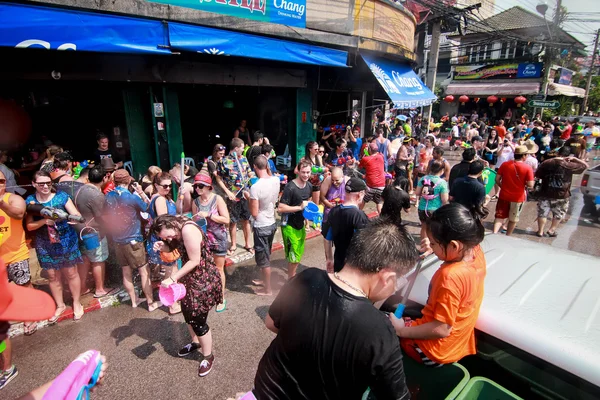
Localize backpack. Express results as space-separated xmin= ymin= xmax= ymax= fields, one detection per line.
xmin=421 ymin=177 xmax=439 ymax=217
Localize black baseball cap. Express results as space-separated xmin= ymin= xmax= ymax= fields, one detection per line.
xmin=471 ymin=135 xmax=484 ymax=142
xmin=345 ymin=177 xmax=367 ymax=193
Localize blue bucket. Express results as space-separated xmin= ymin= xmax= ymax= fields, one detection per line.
xmin=302 ymin=202 xmax=320 ymax=222
xmin=80 ymin=227 xmax=100 ymax=250
xmin=195 ymin=217 xmax=207 ymax=233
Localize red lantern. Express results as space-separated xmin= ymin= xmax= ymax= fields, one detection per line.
xmin=500 ymin=97 xmax=507 ymax=103
xmin=459 ymin=95 xmax=469 ymax=105
xmin=487 ymin=95 xmax=498 ymax=106
xmin=444 ymin=95 xmax=455 ymax=103
xmin=514 ymin=96 xmax=527 ymax=108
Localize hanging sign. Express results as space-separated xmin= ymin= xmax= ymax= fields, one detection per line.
xmin=528 ymin=100 xmax=560 ymax=109
xmin=146 ymin=0 xmax=306 ymax=28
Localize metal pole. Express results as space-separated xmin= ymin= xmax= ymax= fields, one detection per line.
xmin=540 ymin=0 xmax=562 ymax=118
xmin=424 ymin=19 xmax=441 ymax=130
xmin=582 ymin=29 xmax=600 ymax=113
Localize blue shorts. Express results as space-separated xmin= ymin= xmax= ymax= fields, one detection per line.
xmin=80 ymin=237 xmax=109 ymax=263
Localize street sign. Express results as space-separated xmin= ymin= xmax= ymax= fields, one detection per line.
xmin=528 ymin=100 xmax=561 ymax=108
xmin=531 ymin=94 xmax=545 ymax=100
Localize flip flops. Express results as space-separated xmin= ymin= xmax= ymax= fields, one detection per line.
xmin=49 ymin=305 xmax=67 ymax=324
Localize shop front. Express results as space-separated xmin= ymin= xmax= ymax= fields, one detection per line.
xmin=443 ymin=62 xmax=543 ymax=122
xmin=0 ymin=2 xmax=348 ymax=176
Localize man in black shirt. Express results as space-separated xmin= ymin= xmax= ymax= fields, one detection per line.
xmin=93 ymin=133 xmax=122 ymax=168
xmin=246 ymin=131 xmax=266 ymax=171
xmin=254 ymin=218 xmax=418 ymax=400
xmin=322 ymin=177 xmax=369 ymax=273
xmin=448 ymin=147 xmax=476 ymax=188
xmin=278 ymin=160 xmax=313 ymax=278
xmin=449 ymin=160 xmax=486 ymax=211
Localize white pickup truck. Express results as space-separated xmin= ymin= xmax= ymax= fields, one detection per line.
xmin=581 ymin=164 xmax=600 ymax=208
xmin=400 ymin=234 xmax=600 ymax=400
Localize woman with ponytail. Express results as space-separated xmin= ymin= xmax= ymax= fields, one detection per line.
xmin=388 ymin=202 xmax=487 ymax=367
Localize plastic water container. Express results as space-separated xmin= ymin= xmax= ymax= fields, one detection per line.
xmin=195 ymin=217 xmax=207 ymax=233
xmin=595 ymin=195 xmax=600 ymax=205
xmin=303 ymin=202 xmax=320 ymax=222
xmin=159 ymin=283 xmax=187 ymax=306
xmin=80 ymin=227 xmax=100 ymax=250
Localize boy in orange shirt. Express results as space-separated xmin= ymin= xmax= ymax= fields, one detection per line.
xmin=390 ymin=203 xmax=487 ymax=365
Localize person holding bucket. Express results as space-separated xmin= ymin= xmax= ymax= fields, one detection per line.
xmin=152 ymin=215 xmax=223 ymax=377
xmin=192 ymin=169 xmax=230 ymax=312
xmin=25 ymin=171 xmax=85 ymax=322
xmin=146 ymin=172 xmax=179 ymax=312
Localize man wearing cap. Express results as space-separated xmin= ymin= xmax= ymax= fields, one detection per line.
xmin=493 ymin=145 xmax=535 ymax=236
xmin=0 ymin=260 xmax=56 ymax=389
xmin=322 ymin=177 xmax=369 ymax=273
xmin=394 ymin=137 xmax=413 ymax=179
xmin=535 ymin=146 xmax=587 ymax=237
xmin=249 ymin=155 xmax=280 ymax=296
xmin=100 ymin=158 xmax=117 ymax=194
xmin=93 ymin=133 xmax=123 ymax=168
xmin=105 ymin=169 xmax=160 ymax=312
xmin=359 ymin=142 xmax=386 ymax=214
xmin=564 ymin=129 xmax=587 ymax=160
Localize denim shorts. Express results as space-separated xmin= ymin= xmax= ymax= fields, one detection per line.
xmin=80 ymin=237 xmax=109 ymax=263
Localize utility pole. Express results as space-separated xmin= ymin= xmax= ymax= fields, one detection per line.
xmin=582 ymin=28 xmax=600 ymax=113
xmin=539 ymin=0 xmax=562 ymax=117
xmin=424 ymin=19 xmax=441 ymax=128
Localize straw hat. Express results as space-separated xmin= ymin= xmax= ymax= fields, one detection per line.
xmin=514 ymin=145 xmax=529 ymax=155
xmin=523 ymin=140 xmax=539 ymax=154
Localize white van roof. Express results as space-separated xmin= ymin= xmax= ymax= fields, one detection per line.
xmin=407 ymin=234 xmax=600 ymax=387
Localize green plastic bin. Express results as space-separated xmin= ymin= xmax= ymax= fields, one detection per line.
xmin=456 ymin=377 xmax=523 ymax=400
xmin=362 ymin=357 xmax=470 ymax=400
xmin=482 ymin=168 xmax=497 ymax=195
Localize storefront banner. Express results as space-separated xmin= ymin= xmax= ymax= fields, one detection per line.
xmin=455 ymin=62 xmax=542 ymax=80
xmin=557 ymin=68 xmax=574 ymax=85
xmin=360 ymin=54 xmax=437 ymax=109
xmin=147 ymin=0 xmax=306 ymax=28
xmin=0 ymin=2 xmax=171 ymax=54
xmin=168 ymin=22 xmax=347 ymax=67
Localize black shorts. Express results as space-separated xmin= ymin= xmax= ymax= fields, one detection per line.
xmin=253 ymin=224 xmax=277 ymax=268
xmin=226 ymin=197 xmax=251 ymax=223
xmin=181 ymin=302 xmax=210 ymax=337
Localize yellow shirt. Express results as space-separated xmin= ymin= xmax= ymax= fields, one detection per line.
xmin=0 ymin=192 xmax=29 ymax=264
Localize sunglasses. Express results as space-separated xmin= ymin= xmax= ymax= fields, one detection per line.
xmin=35 ymin=181 xmax=52 ymax=187
xmin=218 ymin=146 xmax=226 ymax=151
xmin=159 ymin=184 xmax=172 ymax=189
xmin=318 ymin=150 xmax=325 ymax=153
xmin=0 ymin=179 xmax=6 ymax=185
xmin=194 ymin=184 xmax=208 ymax=190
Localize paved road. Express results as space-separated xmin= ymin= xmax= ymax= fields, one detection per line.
xmin=4 ymin=148 xmax=599 ymax=400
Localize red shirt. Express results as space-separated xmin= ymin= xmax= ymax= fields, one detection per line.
xmin=359 ymin=153 xmax=386 ymax=188
xmin=495 ymin=126 xmax=507 ymax=140
xmin=497 ymin=160 xmax=534 ymax=202
xmin=560 ymin=125 xmax=572 ymax=140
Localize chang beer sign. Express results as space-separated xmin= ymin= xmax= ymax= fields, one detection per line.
xmin=148 ymin=0 xmax=306 ymax=28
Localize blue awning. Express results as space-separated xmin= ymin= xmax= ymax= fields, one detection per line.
xmin=361 ymin=54 xmax=437 ymax=109
xmin=168 ymin=22 xmax=348 ymax=67
xmin=0 ymin=3 xmax=347 ymax=68
xmin=0 ymin=3 xmax=170 ymax=54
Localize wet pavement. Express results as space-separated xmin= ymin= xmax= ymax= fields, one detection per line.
xmin=4 ymin=146 xmax=599 ymax=399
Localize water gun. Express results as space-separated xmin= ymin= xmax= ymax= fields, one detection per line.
xmin=481 ymin=169 xmax=490 ymax=186
xmin=72 ymin=160 xmax=89 ymax=180
xmin=103 ymin=181 xmax=116 ymax=195
xmin=461 ymin=142 xmax=472 ymax=149
xmin=323 ymin=124 xmax=347 ymax=132
xmin=26 ymin=203 xmax=85 ymax=223
xmin=336 ymin=155 xmax=354 ymax=166
xmin=312 ymin=205 xmax=324 ymax=230
xmin=279 ymin=174 xmax=288 ymax=184
xmin=311 ymin=165 xmax=326 ymax=174
xmin=42 ymin=350 xmax=103 ymax=400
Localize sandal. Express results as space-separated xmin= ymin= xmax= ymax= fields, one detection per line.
xmin=49 ymin=305 xmax=67 ymax=324
xmin=24 ymin=321 xmax=38 ymax=336
xmin=227 ymin=247 xmax=237 ymax=256
xmin=216 ymin=299 xmax=227 ymax=313
xmin=148 ymin=301 xmax=162 ymax=312
xmin=546 ymin=231 xmax=558 ymax=237
xmin=93 ymin=288 xmax=117 ymax=298
xmin=73 ymin=304 xmax=85 ymax=321
xmin=243 ymin=246 xmax=255 ymax=255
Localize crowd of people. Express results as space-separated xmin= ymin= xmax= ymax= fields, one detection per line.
xmin=0 ymin=110 xmax=597 ymax=397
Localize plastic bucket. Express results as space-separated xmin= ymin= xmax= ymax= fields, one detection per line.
xmin=195 ymin=217 xmax=207 ymax=233
xmin=80 ymin=227 xmax=100 ymax=250
xmin=302 ymin=202 xmax=320 ymax=221
xmin=482 ymin=168 xmax=497 ymax=195
xmin=159 ymin=283 xmax=187 ymax=306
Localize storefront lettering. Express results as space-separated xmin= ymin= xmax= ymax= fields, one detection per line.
xmin=214 ymin=0 xmax=266 ymax=14
xmin=274 ymin=0 xmax=305 ymax=17
xmin=369 ymin=63 xmax=400 ymax=94
xmin=15 ymin=39 xmax=76 ymax=50
xmin=392 ymin=71 xmax=422 ymax=90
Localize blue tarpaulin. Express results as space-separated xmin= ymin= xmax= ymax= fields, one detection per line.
xmin=0 ymin=2 xmax=347 ymax=67
xmin=0 ymin=2 xmax=170 ymax=54
xmin=168 ymin=22 xmax=348 ymax=67
xmin=361 ymin=54 xmax=437 ymax=109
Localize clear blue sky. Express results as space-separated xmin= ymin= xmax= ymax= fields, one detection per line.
xmin=498 ymin=0 xmax=600 ymax=48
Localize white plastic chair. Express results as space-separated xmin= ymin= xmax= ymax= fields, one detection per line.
xmin=184 ymin=157 xmax=196 ymax=168
xmin=123 ymin=161 xmax=133 ymax=176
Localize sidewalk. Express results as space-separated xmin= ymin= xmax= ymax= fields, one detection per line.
xmin=8 ymin=203 xmax=379 ymax=338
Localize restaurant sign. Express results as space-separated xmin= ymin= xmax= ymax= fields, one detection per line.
xmin=146 ymin=0 xmax=306 ymax=28
xmin=455 ymin=62 xmax=543 ymax=80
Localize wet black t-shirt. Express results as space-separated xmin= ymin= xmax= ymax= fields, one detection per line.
xmin=93 ymin=149 xmax=121 ymax=164
xmin=280 ymin=180 xmax=312 ymax=230
xmin=254 ymin=269 xmax=409 ymax=400
xmin=322 ymin=205 xmax=370 ymax=272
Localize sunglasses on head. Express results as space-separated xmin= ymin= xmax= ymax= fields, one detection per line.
xmin=0 ymin=179 xmax=6 ymax=185
xmin=218 ymin=146 xmax=226 ymax=151
xmin=36 ymin=181 xmax=52 ymax=187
